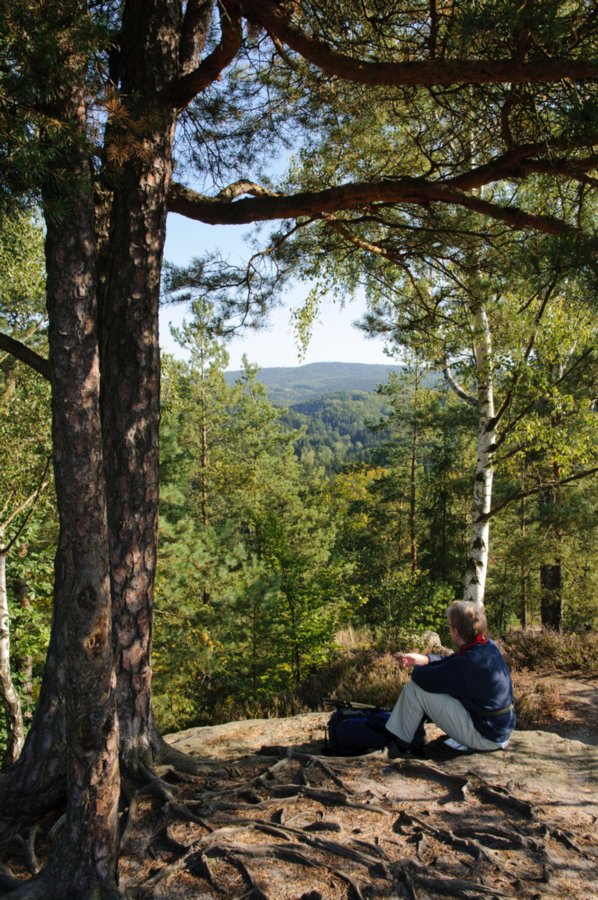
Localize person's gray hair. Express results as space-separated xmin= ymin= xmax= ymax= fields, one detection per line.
xmin=446 ymin=600 xmax=488 ymax=643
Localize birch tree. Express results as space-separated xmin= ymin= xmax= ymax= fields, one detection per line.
xmin=366 ymin=251 xmax=596 ymax=607
xmin=0 ymin=211 xmax=50 ymax=765
xmin=446 ymin=302 xmax=496 ymax=603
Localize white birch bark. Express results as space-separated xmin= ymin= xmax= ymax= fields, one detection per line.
xmin=0 ymin=532 xmax=25 ymax=764
xmin=0 ymin=472 xmax=48 ymax=766
xmin=463 ymin=304 xmax=496 ymax=605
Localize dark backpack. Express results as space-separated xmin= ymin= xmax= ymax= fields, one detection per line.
xmin=324 ymin=702 xmax=391 ymax=756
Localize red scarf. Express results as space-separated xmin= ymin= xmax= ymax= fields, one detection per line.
xmin=457 ymin=633 xmax=488 ymax=654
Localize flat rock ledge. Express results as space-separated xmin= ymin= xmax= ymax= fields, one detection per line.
xmin=154 ymin=715 xmax=598 ymax=899
xmin=166 ymin=711 xmax=598 ymax=819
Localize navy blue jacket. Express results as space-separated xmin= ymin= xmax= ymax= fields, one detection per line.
xmin=412 ymin=638 xmax=516 ymax=743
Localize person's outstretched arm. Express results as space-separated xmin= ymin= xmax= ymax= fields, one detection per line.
xmin=396 ymin=653 xmax=429 ymax=669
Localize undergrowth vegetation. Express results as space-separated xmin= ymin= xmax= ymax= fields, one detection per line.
xmin=510 ymin=671 xmax=564 ymax=730
xmin=220 ymin=628 xmax=597 ymax=734
xmin=162 ymin=628 xmax=598 ymax=734
xmin=501 ymin=629 xmax=598 ymax=676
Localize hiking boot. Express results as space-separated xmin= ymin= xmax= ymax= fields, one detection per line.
xmin=386 ymin=735 xmax=425 ymax=760
xmin=424 ymin=736 xmax=474 ymax=761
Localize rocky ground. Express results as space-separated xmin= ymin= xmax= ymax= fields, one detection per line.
xmin=110 ymin=674 xmax=598 ymax=899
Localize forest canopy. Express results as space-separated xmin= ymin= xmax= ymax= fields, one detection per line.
xmin=0 ymin=1 xmax=596 ymax=896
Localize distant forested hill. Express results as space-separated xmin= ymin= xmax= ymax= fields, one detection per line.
xmin=281 ymin=390 xmax=392 ymax=471
xmin=225 ymin=361 xmax=403 ymax=406
xmin=225 ymin=363 xmax=405 ymax=472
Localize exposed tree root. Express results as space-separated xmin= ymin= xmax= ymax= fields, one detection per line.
xmin=392 ymin=861 xmax=516 ymax=898
xmin=197 ymin=843 xmax=367 ymax=900
xmin=0 ymin=864 xmax=21 ymax=893
xmin=462 ymin=773 xmax=536 ymax=818
xmin=267 ymin=783 xmax=390 ymax=813
xmin=2 ymin=742 xmax=596 ymax=898
xmin=397 ymin=758 xmax=537 ymax=817
xmin=453 ymin=822 xmax=546 ymax=853
xmin=0 ymin=872 xmax=123 ymax=899
xmin=0 ymin=876 xmax=52 ymax=899
xmin=394 ymin=810 xmax=498 ymax=862
xmin=537 ymin=821 xmax=598 ymax=859
xmin=0 ymin=773 xmax=65 ymax=820
xmin=154 ymin=735 xmax=220 ymax=774
xmin=0 ymin=826 xmax=41 ymax=879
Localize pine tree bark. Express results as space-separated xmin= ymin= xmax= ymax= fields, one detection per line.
xmin=41 ymin=89 xmax=120 ymax=896
xmin=0 ymin=52 xmax=121 ymax=892
xmin=98 ymin=0 xmax=182 ymax=772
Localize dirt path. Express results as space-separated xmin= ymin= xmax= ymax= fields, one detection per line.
xmin=535 ymin=675 xmax=598 ymax=745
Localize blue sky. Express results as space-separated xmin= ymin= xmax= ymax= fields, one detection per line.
xmin=161 ymin=212 xmax=394 ymax=371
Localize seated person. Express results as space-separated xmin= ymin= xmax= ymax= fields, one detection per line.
xmin=385 ymin=600 xmax=516 ymax=757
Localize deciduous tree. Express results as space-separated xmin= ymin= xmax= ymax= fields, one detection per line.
xmin=0 ymin=213 xmax=50 ymax=766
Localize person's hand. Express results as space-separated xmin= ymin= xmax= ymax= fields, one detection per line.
xmin=396 ymin=652 xmax=429 ymax=668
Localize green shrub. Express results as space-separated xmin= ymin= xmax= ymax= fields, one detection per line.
xmin=367 ymin=571 xmax=454 ymax=640
xmin=298 ymin=647 xmax=408 ymax=710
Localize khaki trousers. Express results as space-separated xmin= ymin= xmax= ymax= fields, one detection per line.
xmin=386 ymin=679 xmax=505 ymax=751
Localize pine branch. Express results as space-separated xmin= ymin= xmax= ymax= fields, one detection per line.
xmin=170 ymin=5 xmax=242 ymax=108
xmin=0 ymin=333 xmax=50 ymax=381
xmin=167 ymin=177 xmax=580 ymax=236
xmin=320 ymin=213 xmax=431 ymax=301
xmin=240 ymin=0 xmax=598 ymax=86
xmin=446 ymin=144 xmax=598 ymax=193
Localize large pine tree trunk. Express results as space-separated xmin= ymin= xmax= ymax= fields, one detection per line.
xmin=39 ymin=85 xmax=120 ymax=895
xmin=0 ymin=69 xmax=123 ymax=895
xmin=463 ymin=304 xmax=496 ymax=605
xmin=2 ymin=1 xmax=206 ymax=813
xmin=0 ymin=63 xmax=119 ymax=878
xmin=98 ymin=0 xmax=181 ymax=772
